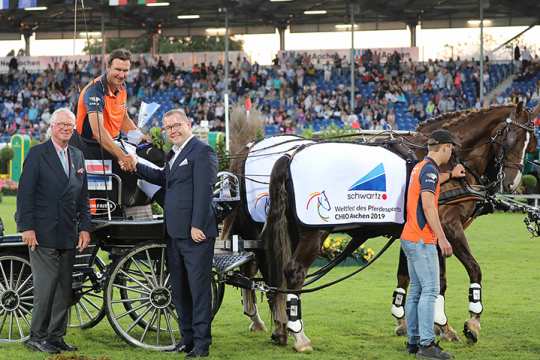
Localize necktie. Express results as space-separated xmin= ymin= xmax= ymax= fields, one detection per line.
xmin=166 ymin=149 xmax=175 ymax=163
xmin=59 ymin=149 xmax=69 ymax=176
xmin=166 ymin=149 xmax=176 ymax=169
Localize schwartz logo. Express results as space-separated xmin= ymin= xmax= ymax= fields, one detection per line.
xmin=349 ymin=163 xmax=386 ymax=191
xmin=348 ymin=163 xmax=388 ymax=200
xmin=306 ymin=191 xmax=331 ymax=222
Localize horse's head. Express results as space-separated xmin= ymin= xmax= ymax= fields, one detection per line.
xmin=492 ymin=102 xmax=537 ymax=193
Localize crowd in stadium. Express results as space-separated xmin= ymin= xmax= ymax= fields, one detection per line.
xmin=0 ymin=47 xmax=539 ymax=142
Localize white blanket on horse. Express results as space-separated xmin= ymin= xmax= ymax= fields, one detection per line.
xmin=289 ymin=143 xmax=407 ymax=226
xmin=245 ymin=135 xmax=314 ymax=223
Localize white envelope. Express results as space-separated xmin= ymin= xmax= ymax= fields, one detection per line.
xmin=179 ymin=159 xmax=188 ymax=166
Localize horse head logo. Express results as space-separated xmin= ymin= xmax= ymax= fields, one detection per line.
xmin=306 ymin=190 xmax=331 ymax=222
xmin=255 ymin=192 xmax=270 ymax=215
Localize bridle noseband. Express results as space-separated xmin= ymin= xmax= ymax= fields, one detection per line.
xmin=488 ymin=112 xmax=535 ymax=191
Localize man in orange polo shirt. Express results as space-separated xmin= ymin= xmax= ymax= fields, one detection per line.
xmin=73 ymin=48 xmax=140 ymax=172
xmin=401 ymin=129 xmax=465 ymax=360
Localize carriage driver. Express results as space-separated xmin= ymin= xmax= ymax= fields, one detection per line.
xmin=400 ymin=129 xmax=465 ymax=360
xmin=71 ymin=48 xmax=146 ymax=173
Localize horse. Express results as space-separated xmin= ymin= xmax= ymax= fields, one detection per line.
xmin=254 ymin=103 xmax=538 ymax=352
xmin=392 ymin=101 xmax=540 ymax=344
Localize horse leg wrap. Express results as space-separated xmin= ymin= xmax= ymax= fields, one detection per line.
xmin=434 ymin=295 xmax=448 ymax=326
xmin=391 ymin=288 xmax=406 ymax=319
xmin=468 ymin=283 xmax=483 ymax=314
xmin=286 ymin=294 xmax=303 ymax=333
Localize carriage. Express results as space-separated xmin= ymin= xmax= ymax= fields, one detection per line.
xmin=0 ymin=167 xmax=255 ymax=351
xmin=2 ymin=103 xmax=540 ymax=352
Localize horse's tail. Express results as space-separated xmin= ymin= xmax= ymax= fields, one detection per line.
xmin=261 ymin=155 xmax=293 ymax=289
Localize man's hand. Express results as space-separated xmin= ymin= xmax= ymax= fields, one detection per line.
xmin=451 ymin=164 xmax=466 ymax=179
xmin=438 ymin=237 xmax=453 ymax=257
xmin=77 ymin=231 xmax=91 ymax=253
xmin=191 ymin=227 xmax=206 ymax=243
xmin=119 ymin=153 xmax=137 ymax=172
xmin=22 ymin=230 xmax=38 ymax=251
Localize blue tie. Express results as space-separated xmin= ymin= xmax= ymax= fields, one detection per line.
xmin=59 ymin=149 xmax=69 ymax=176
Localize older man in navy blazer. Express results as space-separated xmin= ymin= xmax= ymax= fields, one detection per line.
xmin=16 ymin=108 xmax=92 ymax=354
xmin=125 ymin=109 xmax=218 ymax=358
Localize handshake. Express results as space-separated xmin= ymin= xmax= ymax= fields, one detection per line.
xmin=119 ymin=153 xmax=138 ymax=172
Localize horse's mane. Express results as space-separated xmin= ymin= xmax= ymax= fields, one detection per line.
xmin=416 ymin=104 xmax=515 ymax=134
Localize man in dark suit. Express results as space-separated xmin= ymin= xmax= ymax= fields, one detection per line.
xmin=125 ymin=109 xmax=218 ymax=358
xmin=16 ymin=108 xmax=92 ymax=354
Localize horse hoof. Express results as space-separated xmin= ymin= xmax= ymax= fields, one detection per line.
xmin=440 ymin=329 xmax=461 ymax=342
xmin=249 ymin=321 xmax=267 ymax=332
xmin=395 ymin=324 xmax=407 ymax=337
xmin=294 ymin=343 xmax=313 ymax=353
xmin=271 ymin=333 xmax=287 ymax=346
xmin=463 ymin=321 xmax=479 ymax=344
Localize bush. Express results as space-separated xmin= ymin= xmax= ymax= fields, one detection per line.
xmin=321 ymin=233 xmax=374 ymax=263
xmin=521 ymin=174 xmax=538 ymax=193
xmin=0 ymin=146 xmax=14 ymax=174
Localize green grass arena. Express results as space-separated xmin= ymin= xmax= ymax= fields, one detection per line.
xmin=1 ymin=196 xmax=539 ymax=359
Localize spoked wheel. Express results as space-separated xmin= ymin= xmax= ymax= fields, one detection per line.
xmin=105 ymin=243 xmax=180 ymax=351
xmin=117 ymin=264 xmax=225 ymax=335
xmin=0 ymin=255 xmax=33 ymax=343
xmin=68 ymin=256 xmax=107 ymax=329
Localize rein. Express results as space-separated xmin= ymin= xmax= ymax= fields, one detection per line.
xmin=257 ymin=236 xmax=397 ymax=295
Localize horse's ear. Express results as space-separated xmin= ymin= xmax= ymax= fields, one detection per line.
xmin=516 ymin=101 xmax=524 ymax=115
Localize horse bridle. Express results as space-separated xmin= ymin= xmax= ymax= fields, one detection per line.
xmin=487 ymin=111 xmax=535 ymax=192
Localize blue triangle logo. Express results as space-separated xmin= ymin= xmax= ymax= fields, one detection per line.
xmin=348 ymin=163 xmax=386 ymax=192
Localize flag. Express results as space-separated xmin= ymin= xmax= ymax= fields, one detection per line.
xmin=18 ymin=0 xmax=36 ymax=8
xmin=0 ymin=0 xmax=9 ymax=10
xmin=109 ymin=0 xmax=128 ymax=6
xmin=138 ymin=0 xmax=156 ymax=4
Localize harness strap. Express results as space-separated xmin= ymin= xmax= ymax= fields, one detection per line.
xmin=438 ymin=185 xmax=487 ymax=206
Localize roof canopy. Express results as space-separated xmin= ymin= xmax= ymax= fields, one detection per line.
xmin=0 ymin=0 xmax=538 ymax=40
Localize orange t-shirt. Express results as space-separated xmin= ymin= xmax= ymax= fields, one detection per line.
xmin=76 ymin=75 xmax=127 ymax=140
xmin=400 ymin=157 xmax=441 ymax=244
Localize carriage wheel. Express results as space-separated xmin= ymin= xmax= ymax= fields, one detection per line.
xmin=68 ymin=256 xmax=107 ymax=329
xmin=105 ymin=243 xmax=223 ymax=350
xmin=117 ymin=261 xmax=224 ymax=335
xmin=0 ymin=255 xmax=33 ymax=343
xmin=105 ymin=243 xmax=180 ymax=350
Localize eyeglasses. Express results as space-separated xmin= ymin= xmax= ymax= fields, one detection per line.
xmin=163 ymin=123 xmax=183 ymax=132
xmin=54 ymin=122 xmax=75 ymax=129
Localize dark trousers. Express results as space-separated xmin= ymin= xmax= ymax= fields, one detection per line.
xmin=167 ymin=236 xmax=215 ymax=351
xmin=29 ymin=246 xmax=75 ymax=341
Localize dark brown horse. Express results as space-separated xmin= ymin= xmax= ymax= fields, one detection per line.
xmin=392 ymin=102 xmax=540 ymax=344
xmin=255 ymin=103 xmax=538 ymax=352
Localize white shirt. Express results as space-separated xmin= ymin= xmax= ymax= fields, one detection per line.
xmin=169 ymin=135 xmax=194 ymax=169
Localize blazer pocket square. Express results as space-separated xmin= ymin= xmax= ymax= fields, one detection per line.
xmin=178 ymin=159 xmax=188 ymax=167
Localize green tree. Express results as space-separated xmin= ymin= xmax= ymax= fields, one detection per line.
xmin=84 ymin=35 xmax=242 ymax=54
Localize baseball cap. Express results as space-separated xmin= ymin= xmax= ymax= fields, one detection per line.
xmin=428 ymin=129 xmax=459 ymax=146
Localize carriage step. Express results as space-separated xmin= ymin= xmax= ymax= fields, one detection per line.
xmin=213 ymin=252 xmax=255 ymax=274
